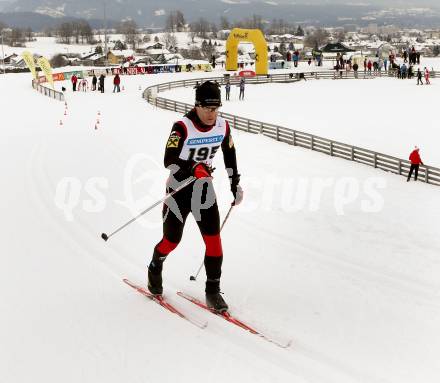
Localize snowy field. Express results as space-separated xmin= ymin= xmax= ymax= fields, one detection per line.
xmin=1 ymin=70 xmax=440 ymax=383
xmin=163 ymin=74 xmax=440 ymax=166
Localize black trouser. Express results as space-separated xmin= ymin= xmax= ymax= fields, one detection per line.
xmin=152 ymin=180 xmax=223 ymax=293
xmin=226 ymin=90 xmax=230 ymax=100
xmin=417 ymin=77 xmax=423 ymax=85
xmin=407 ymin=164 xmax=419 ymax=181
xmin=72 ymin=83 xmax=76 ymax=91
xmin=239 ymin=89 xmax=244 ymax=100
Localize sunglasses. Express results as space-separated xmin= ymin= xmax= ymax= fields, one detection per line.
xmin=201 ymin=106 xmax=220 ymax=112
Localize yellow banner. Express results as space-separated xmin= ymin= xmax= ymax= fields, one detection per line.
xmin=37 ymin=57 xmax=54 ymax=89
xmin=22 ymin=51 xmax=37 ymax=79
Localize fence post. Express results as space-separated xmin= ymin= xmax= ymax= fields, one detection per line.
xmin=374 ymin=153 xmax=377 ymax=168
xmin=425 ymin=167 xmax=429 ymax=183
xmin=330 ymin=141 xmax=333 ymax=156
xmin=247 ymin=119 xmax=250 ymax=132
xmin=292 ymin=131 xmax=296 ymax=146
xmin=259 ymin=122 xmax=263 ymax=134
xmin=351 ymin=147 xmax=354 ymax=161
xmin=310 ymin=135 xmax=314 ymax=150
xmin=398 ymin=160 xmax=402 ymax=175
xmin=276 ymin=126 xmax=279 ymax=141
xmin=174 ymin=101 xmax=177 ymax=112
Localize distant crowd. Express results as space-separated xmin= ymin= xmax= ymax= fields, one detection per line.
xmin=70 ymin=73 xmax=122 ymax=93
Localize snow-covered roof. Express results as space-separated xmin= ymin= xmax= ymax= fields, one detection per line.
xmin=83 ymin=54 xmax=105 ymax=61
xmin=109 ymin=49 xmax=134 ymax=57
xmin=145 ymin=48 xmax=170 ymax=55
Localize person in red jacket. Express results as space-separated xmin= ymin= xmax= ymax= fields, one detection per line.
xmin=113 ymin=74 xmax=121 ymax=93
xmin=407 ymin=147 xmax=424 ymax=181
xmin=71 ymin=74 xmax=78 ymax=91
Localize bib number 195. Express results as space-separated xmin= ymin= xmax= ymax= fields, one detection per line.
xmin=188 ymin=146 xmax=220 ymax=161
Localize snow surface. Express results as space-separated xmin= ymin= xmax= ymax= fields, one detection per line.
xmin=1 ymin=69 xmax=440 ymax=383
xmin=163 ymin=75 xmax=440 ymax=166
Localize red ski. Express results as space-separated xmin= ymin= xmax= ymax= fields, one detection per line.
xmin=123 ymin=279 xmax=207 ymax=329
xmin=177 ymin=291 xmax=291 ymax=348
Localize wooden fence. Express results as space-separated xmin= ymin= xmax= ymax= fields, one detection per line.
xmin=141 ymin=72 xmax=437 ymax=186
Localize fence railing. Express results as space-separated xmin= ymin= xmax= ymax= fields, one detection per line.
xmin=142 ymin=72 xmax=440 ymax=186
xmin=32 ymin=80 xmax=65 ymax=102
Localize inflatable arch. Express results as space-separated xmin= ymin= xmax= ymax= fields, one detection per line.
xmin=226 ymin=28 xmax=268 ymax=75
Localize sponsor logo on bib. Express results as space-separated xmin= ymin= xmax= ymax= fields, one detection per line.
xmin=187 ymin=135 xmax=224 ymax=146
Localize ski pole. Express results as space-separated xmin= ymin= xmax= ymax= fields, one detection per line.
xmin=189 ymin=203 xmax=234 ymax=281
xmin=101 ymin=177 xmax=195 ymax=242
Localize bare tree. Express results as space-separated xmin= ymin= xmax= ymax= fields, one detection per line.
xmin=335 ymin=30 xmax=346 ymax=43
xmin=201 ymin=39 xmax=215 ymax=59
xmin=9 ymin=28 xmax=26 ymax=47
xmin=142 ymin=34 xmax=151 ymax=43
xmin=304 ymin=29 xmax=330 ymax=50
xmin=162 ymin=32 xmax=178 ymax=50
xmin=165 ymin=10 xmax=186 ymax=32
xmin=78 ymin=21 xmax=94 ymax=44
xmin=58 ymin=22 xmax=73 ymax=44
xmin=180 ymin=47 xmax=204 ymax=60
xmin=25 ymin=27 xmax=33 ymax=42
xmin=117 ymin=20 xmax=139 ymax=49
xmin=219 ymin=16 xmax=230 ymax=30
xmin=190 ymin=31 xmax=198 ymax=43
xmin=268 ymin=18 xmax=294 ymax=35
xmin=190 ymin=18 xmax=209 ymax=38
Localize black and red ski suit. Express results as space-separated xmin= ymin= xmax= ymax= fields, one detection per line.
xmin=151 ymin=108 xmax=239 ymax=294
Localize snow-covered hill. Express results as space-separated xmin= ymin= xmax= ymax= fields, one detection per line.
xmin=1 ymin=70 xmax=439 ymax=383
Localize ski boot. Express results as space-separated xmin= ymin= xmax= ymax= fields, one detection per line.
xmin=147 ymin=267 xmax=163 ymax=295
xmin=147 ymin=258 xmax=164 ymax=295
xmin=206 ymin=292 xmax=229 ymax=313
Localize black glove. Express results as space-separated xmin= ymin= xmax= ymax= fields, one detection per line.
xmin=230 ymin=174 xmax=243 ymax=206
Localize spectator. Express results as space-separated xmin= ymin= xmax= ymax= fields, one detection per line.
xmin=239 ymin=78 xmax=245 ymax=100
xmin=424 ymin=67 xmax=430 ymax=85
xmin=99 ymin=74 xmax=105 ymax=93
xmin=353 ymin=62 xmax=359 ymax=78
xmin=92 ymin=75 xmax=97 ymax=91
xmin=417 ymin=68 xmax=423 ymax=85
xmin=113 ymin=74 xmax=121 ymax=93
xmin=71 ymin=74 xmax=78 ymax=91
xmin=80 ymin=78 xmax=88 ymax=91
xmin=407 ymin=147 xmax=424 ymax=182
xmin=225 ymin=80 xmax=231 ymax=101
xmin=400 ymin=63 xmax=407 ymax=79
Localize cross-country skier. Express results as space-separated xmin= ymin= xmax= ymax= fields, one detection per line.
xmin=147 ymin=80 xmax=244 ymax=312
